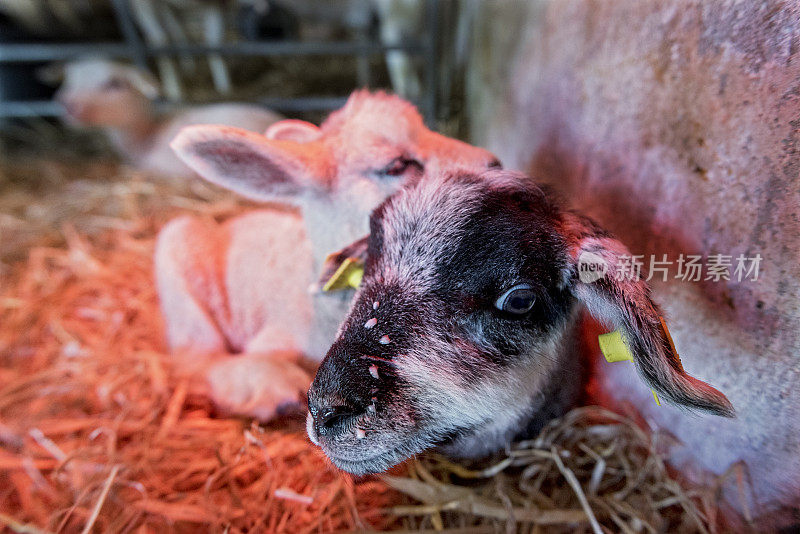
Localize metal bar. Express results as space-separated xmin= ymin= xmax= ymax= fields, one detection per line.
xmin=0 ymin=41 xmax=427 ymax=63
xmin=109 ymin=0 xmax=149 ymax=71
xmin=423 ymin=0 xmax=440 ymax=126
xmin=0 ymin=101 xmax=63 ymax=118
xmin=150 ymin=41 xmax=426 ymax=56
xmin=0 ymin=96 xmax=352 ymax=118
xmin=255 ymin=96 xmax=349 ymax=112
xmin=355 ymin=27 xmax=371 ymax=88
xmin=0 ymin=43 xmax=131 ymax=62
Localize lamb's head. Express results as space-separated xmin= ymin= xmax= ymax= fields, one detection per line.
xmin=170 ymin=90 xmax=500 ymax=258
xmin=53 ymin=59 xmax=159 ymax=127
xmin=308 ymin=169 xmax=734 ymax=475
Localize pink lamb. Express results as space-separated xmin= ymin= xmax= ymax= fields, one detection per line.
xmin=157 ymin=91 xmax=500 ymax=420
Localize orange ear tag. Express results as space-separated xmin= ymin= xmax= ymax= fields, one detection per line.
xmin=598 ymin=329 xmax=662 ymax=406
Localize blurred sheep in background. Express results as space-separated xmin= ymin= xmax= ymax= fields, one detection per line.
xmin=50 ymin=58 xmax=283 ymax=177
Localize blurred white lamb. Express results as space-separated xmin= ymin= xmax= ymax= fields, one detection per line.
xmin=157 ymin=91 xmax=500 ymax=420
xmin=53 ymin=58 xmax=283 ymax=177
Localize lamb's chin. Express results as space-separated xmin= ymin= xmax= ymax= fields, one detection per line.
xmin=323 ymin=436 xmax=430 ymax=475
xmin=325 ymin=448 xmax=404 ymax=475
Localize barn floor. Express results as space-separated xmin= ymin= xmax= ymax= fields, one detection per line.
xmin=0 ymin=143 xmax=736 ymax=533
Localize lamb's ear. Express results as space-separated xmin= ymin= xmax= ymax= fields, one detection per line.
xmin=315 ymin=236 xmax=369 ymax=292
xmin=265 ymin=119 xmax=321 ymax=143
xmin=562 ymin=213 xmax=735 ymax=417
xmin=170 ymin=125 xmax=330 ymax=201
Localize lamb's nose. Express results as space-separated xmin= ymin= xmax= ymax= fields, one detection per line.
xmin=308 ymin=399 xmax=366 ymax=438
xmin=320 ymin=406 xmax=355 ymax=429
xmin=311 ymin=402 xmax=364 ymax=438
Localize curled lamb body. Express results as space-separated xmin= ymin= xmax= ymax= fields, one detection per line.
xmin=158 ymin=91 xmax=500 ymax=420
xmin=52 ymin=58 xmax=282 ymax=177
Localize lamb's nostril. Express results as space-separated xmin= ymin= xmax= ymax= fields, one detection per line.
xmin=318 ymin=405 xmax=360 ymax=434
xmin=487 ymin=158 xmax=502 ymax=169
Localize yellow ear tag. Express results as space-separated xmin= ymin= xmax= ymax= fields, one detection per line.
xmin=321 ymin=258 xmax=364 ymax=292
xmin=598 ymin=329 xmax=661 ymax=406
xmin=598 ymin=330 xmax=633 ymax=363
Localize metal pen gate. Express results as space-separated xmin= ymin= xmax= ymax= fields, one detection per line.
xmin=0 ymin=0 xmax=440 ymax=124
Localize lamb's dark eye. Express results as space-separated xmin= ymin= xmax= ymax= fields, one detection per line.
xmin=495 ymin=284 xmax=536 ymax=314
xmin=379 ymin=157 xmax=421 ymax=178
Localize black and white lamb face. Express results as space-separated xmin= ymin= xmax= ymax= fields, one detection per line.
xmin=307 ymin=169 xmax=733 ymax=475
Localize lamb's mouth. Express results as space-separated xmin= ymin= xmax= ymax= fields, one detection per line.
xmin=323 ymin=438 xmax=424 ymax=476
xmin=321 ymin=424 xmax=480 ymax=475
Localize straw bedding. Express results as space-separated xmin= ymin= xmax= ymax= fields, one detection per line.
xmin=0 ymin=155 xmax=732 ymax=533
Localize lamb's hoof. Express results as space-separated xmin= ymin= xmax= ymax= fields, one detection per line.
xmin=206 ymin=355 xmax=312 ymax=421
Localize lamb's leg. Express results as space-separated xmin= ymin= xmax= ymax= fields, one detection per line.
xmin=158 ymin=212 xmax=314 ymax=421
xmin=155 ymin=215 xmax=228 ymax=358
xmin=203 ymin=323 xmax=312 ymax=420
xmin=204 ymin=350 xmax=312 ymax=421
